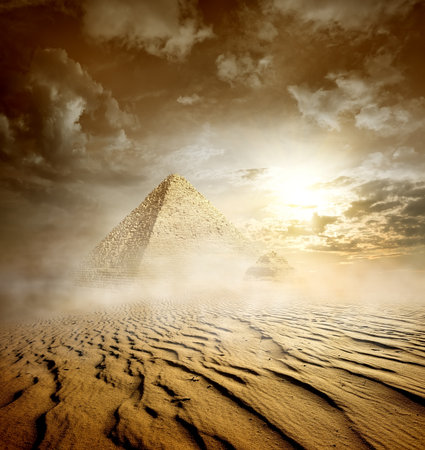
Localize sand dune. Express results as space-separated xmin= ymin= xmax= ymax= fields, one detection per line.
xmin=1 ymin=296 xmax=425 ymax=449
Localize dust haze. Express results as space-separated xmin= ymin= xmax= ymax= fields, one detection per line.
xmin=1 ymin=231 xmax=424 ymax=324
xmin=1 ymin=171 xmax=423 ymax=327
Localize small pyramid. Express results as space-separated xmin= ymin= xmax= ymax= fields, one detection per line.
xmin=78 ymin=174 xmax=256 ymax=284
xmin=245 ymin=251 xmax=294 ymax=281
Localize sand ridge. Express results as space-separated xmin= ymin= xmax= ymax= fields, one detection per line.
xmin=1 ymin=298 xmax=425 ymax=449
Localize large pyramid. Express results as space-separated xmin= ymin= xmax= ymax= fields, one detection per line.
xmin=79 ymin=174 xmax=256 ymax=284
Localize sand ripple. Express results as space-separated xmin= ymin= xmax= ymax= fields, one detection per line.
xmin=1 ymin=299 xmax=425 ymax=449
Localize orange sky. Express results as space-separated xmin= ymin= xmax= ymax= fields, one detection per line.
xmin=0 ymin=0 xmax=425 ymax=283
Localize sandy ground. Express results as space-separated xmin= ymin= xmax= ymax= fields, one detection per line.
xmin=1 ymin=293 xmax=425 ymax=449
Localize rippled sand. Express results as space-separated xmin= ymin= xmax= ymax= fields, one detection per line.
xmin=1 ymin=296 xmax=425 ymax=449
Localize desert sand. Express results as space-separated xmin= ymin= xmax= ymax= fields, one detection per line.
xmin=1 ymin=293 xmax=424 ymax=449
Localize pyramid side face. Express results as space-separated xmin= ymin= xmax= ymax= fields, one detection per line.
xmin=141 ymin=175 xmax=252 ymax=258
xmin=80 ymin=177 xmax=171 ymax=279
xmin=137 ymin=175 xmax=256 ymax=283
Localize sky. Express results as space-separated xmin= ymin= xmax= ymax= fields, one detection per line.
xmin=1 ymin=0 xmax=425 ymax=294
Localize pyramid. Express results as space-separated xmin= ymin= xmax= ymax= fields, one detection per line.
xmin=78 ymin=174 xmax=256 ymax=284
xmin=245 ymin=251 xmax=294 ymax=281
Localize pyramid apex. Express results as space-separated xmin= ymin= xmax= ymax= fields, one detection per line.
xmin=165 ymin=173 xmax=186 ymax=181
xmin=162 ymin=173 xmax=193 ymax=186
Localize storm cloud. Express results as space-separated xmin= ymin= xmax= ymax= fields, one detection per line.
xmin=82 ymin=0 xmax=213 ymax=60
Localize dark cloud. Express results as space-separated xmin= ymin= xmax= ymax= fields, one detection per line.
xmin=333 ymin=178 xmax=425 ymax=253
xmin=1 ymin=48 xmax=140 ymax=182
xmin=352 ymin=179 xmax=425 ymax=204
xmin=311 ymin=213 xmax=338 ymax=233
xmin=285 ymin=223 xmax=311 ymax=237
xmin=82 ymin=0 xmax=213 ymax=60
xmin=216 ymin=53 xmax=273 ymax=88
xmin=379 ymin=215 xmax=425 ymax=253
xmin=403 ymin=197 xmax=425 ymax=217
xmin=268 ymin=0 xmax=418 ymax=31
xmin=0 ymin=173 xmax=98 ymax=212
xmin=288 ymin=49 xmax=425 ymax=136
xmin=344 ymin=199 xmax=399 ymax=218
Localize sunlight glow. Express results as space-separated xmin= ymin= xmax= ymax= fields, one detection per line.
xmin=263 ymin=167 xmax=347 ymax=221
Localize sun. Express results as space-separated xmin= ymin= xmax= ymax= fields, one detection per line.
xmin=263 ymin=167 xmax=345 ymax=221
